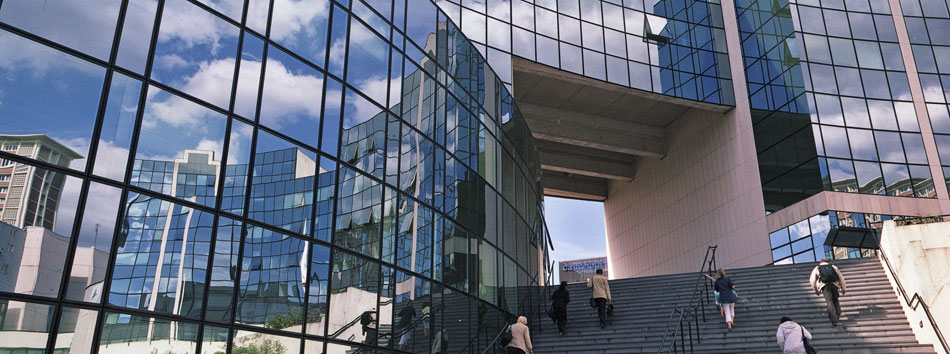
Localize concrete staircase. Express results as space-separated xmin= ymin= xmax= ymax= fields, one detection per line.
xmin=530 ymin=258 xmax=936 ymax=354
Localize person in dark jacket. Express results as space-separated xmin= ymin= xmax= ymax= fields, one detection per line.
xmin=397 ymin=299 xmax=417 ymax=350
xmin=360 ymin=309 xmax=377 ymax=345
xmin=550 ymin=281 xmax=571 ymax=335
xmin=705 ymin=268 xmax=737 ymax=331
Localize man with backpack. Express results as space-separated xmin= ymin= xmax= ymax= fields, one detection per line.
xmin=810 ymin=259 xmax=847 ymax=326
xmin=360 ymin=309 xmax=377 ymax=345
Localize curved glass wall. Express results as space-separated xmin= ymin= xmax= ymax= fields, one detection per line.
xmin=436 ymin=0 xmax=736 ymax=105
xmin=0 ymin=0 xmax=549 ymax=353
xmin=738 ymin=0 xmax=936 ymax=215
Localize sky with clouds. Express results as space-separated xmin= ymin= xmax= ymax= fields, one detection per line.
xmin=543 ymin=197 xmax=607 ymax=283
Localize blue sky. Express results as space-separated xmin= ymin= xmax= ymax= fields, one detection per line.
xmin=544 ymin=197 xmax=607 ymax=282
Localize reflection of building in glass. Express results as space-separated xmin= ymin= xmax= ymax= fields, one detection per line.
xmin=0 ymin=135 xmax=81 ymax=230
xmin=0 ymin=0 xmax=551 ymax=353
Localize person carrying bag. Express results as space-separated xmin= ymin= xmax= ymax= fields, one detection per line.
xmin=777 ymin=316 xmax=815 ymax=354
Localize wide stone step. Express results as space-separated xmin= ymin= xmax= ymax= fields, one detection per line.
xmin=530 ymin=258 xmax=935 ymax=354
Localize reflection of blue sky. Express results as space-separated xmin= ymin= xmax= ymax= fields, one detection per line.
xmin=270 ymin=0 xmax=329 ymax=68
xmin=196 ymin=0 xmax=244 ymax=21
xmin=0 ymin=0 xmax=120 ymax=60
xmin=152 ymin=0 xmax=239 ymax=110
xmin=0 ymin=30 xmax=106 ymax=170
xmin=827 ymin=158 xmax=856 ymax=184
xmin=116 ymin=0 xmax=160 ymax=74
xmin=233 ymin=34 xmax=265 ymax=119
xmin=347 ymin=18 xmax=391 ymax=107
xmin=260 ymin=47 xmax=324 ymax=147
xmin=137 ymin=86 xmax=227 ymax=161
xmin=75 ymin=182 xmax=123 ymax=250
xmin=93 ymin=73 xmax=142 ymax=181
xmin=344 ymin=89 xmax=383 ymax=129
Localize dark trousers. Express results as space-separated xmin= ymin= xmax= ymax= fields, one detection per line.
xmin=595 ymin=298 xmax=608 ymax=325
xmin=363 ymin=327 xmax=377 ymax=345
xmin=822 ymin=284 xmax=842 ymax=324
xmin=554 ymin=305 xmax=567 ymax=333
xmin=506 ymin=347 xmax=526 ymax=354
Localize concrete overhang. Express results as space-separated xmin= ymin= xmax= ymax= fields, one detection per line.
xmin=511 ymin=57 xmax=732 ymax=200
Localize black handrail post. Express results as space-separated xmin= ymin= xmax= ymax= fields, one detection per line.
xmin=688 ymin=318 xmax=694 ymax=353
xmin=679 ymin=319 xmax=685 ymax=353
xmin=695 ymin=315 xmax=701 ymax=344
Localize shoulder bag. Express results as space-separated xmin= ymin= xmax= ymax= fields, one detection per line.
xmin=802 ymin=326 xmax=817 ymax=354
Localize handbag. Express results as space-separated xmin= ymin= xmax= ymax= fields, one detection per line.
xmin=589 ymin=298 xmax=596 ymax=308
xmin=546 ymin=305 xmax=557 ymax=323
xmin=802 ymin=326 xmax=817 ymax=354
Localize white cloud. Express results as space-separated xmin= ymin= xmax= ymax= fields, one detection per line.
xmin=155 ymin=54 xmax=191 ymax=71
xmin=259 ymin=59 xmax=325 ymax=129
xmin=344 ymin=89 xmax=383 ymax=129
xmin=178 ymin=58 xmax=237 ymax=109
xmin=0 ymin=31 xmax=101 ymax=78
xmin=328 ymin=38 xmax=347 ymax=68
xmin=269 ymin=0 xmax=329 ymax=43
xmin=158 ymin=0 xmax=236 ymax=52
xmin=0 ymin=0 xmax=121 ymax=60
xmin=92 ymin=140 xmax=132 ymax=181
xmin=353 ymin=76 xmax=392 ymax=107
xmin=144 ymin=89 xmax=218 ymax=129
xmin=195 ymin=138 xmax=224 ymax=155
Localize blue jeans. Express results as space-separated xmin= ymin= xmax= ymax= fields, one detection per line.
xmin=595 ymin=298 xmax=608 ymax=325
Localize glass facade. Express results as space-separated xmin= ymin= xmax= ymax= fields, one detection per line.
xmin=0 ymin=0 xmax=548 ymax=353
xmin=434 ymin=0 xmax=736 ymax=105
xmin=768 ymin=210 xmax=937 ymax=264
xmin=737 ymin=0 xmax=938 ymax=214
xmin=900 ymin=0 xmax=950 ymax=193
xmin=3 ymin=0 xmax=950 ymax=350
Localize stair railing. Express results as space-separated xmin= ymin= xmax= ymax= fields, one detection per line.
xmin=478 ymin=323 xmax=512 ymax=354
xmin=872 ymin=230 xmax=949 ymax=354
xmin=656 ymin=245 xmax=718 ymax=354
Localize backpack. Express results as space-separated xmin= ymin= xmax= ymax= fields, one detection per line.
xmin=818 ymin=264 xmax=838 ymax=283
xmin=360 ymin=311 xmax=374 ymax=327
xmin=499 ymin=324 xmax=513 ymax=346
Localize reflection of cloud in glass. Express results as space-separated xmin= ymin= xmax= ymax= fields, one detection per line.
xmin=158 ymin=0 xmax=237 ymax=48
xmin=0 ymin=0 xmax=120 ymax=60
xmin=258 ymin=59 xmax=325 ymax=131
xmin=0 ymin=31 xmax=106 ymax=170
xmin=152 ymin=0 xmax=240 ymax=108
xmin=270 ymin=0 xmax=330 ymax=66
xmin=138 ymin=87 xmax=227 ymax=163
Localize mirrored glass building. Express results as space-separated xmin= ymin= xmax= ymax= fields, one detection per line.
xmin=0 ymin=0 xmax=549 ymax=353
xmin=429 ymin=0 xmax=950 ymax=279
xmin=3 ymin=0 xmax=950 ymax=352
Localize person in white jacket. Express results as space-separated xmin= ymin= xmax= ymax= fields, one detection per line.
xmin=776 ymin=316 xmax=813 ymax=354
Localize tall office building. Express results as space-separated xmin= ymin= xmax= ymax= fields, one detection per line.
xmin=2 ymin=0 xmax=949 ymax=353
xmin=432 ymin=0 xmax=950 ymax=278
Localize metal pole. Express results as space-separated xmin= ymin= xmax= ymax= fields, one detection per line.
xmin=695 ymin=317 xmax=701 ymax=344
xmin=679 ymin=320 xmax=685 ymax=352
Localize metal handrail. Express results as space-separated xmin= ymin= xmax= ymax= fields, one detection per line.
xmin=873 ymin=230 xmax=949 ymax=353
xmin=479 ymin=323 xmax=512 ymax=354
xmin=326 ymin=298 xmax=395 ymax=339
xmin=656 ymin=245 xmax=718 ymax=354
